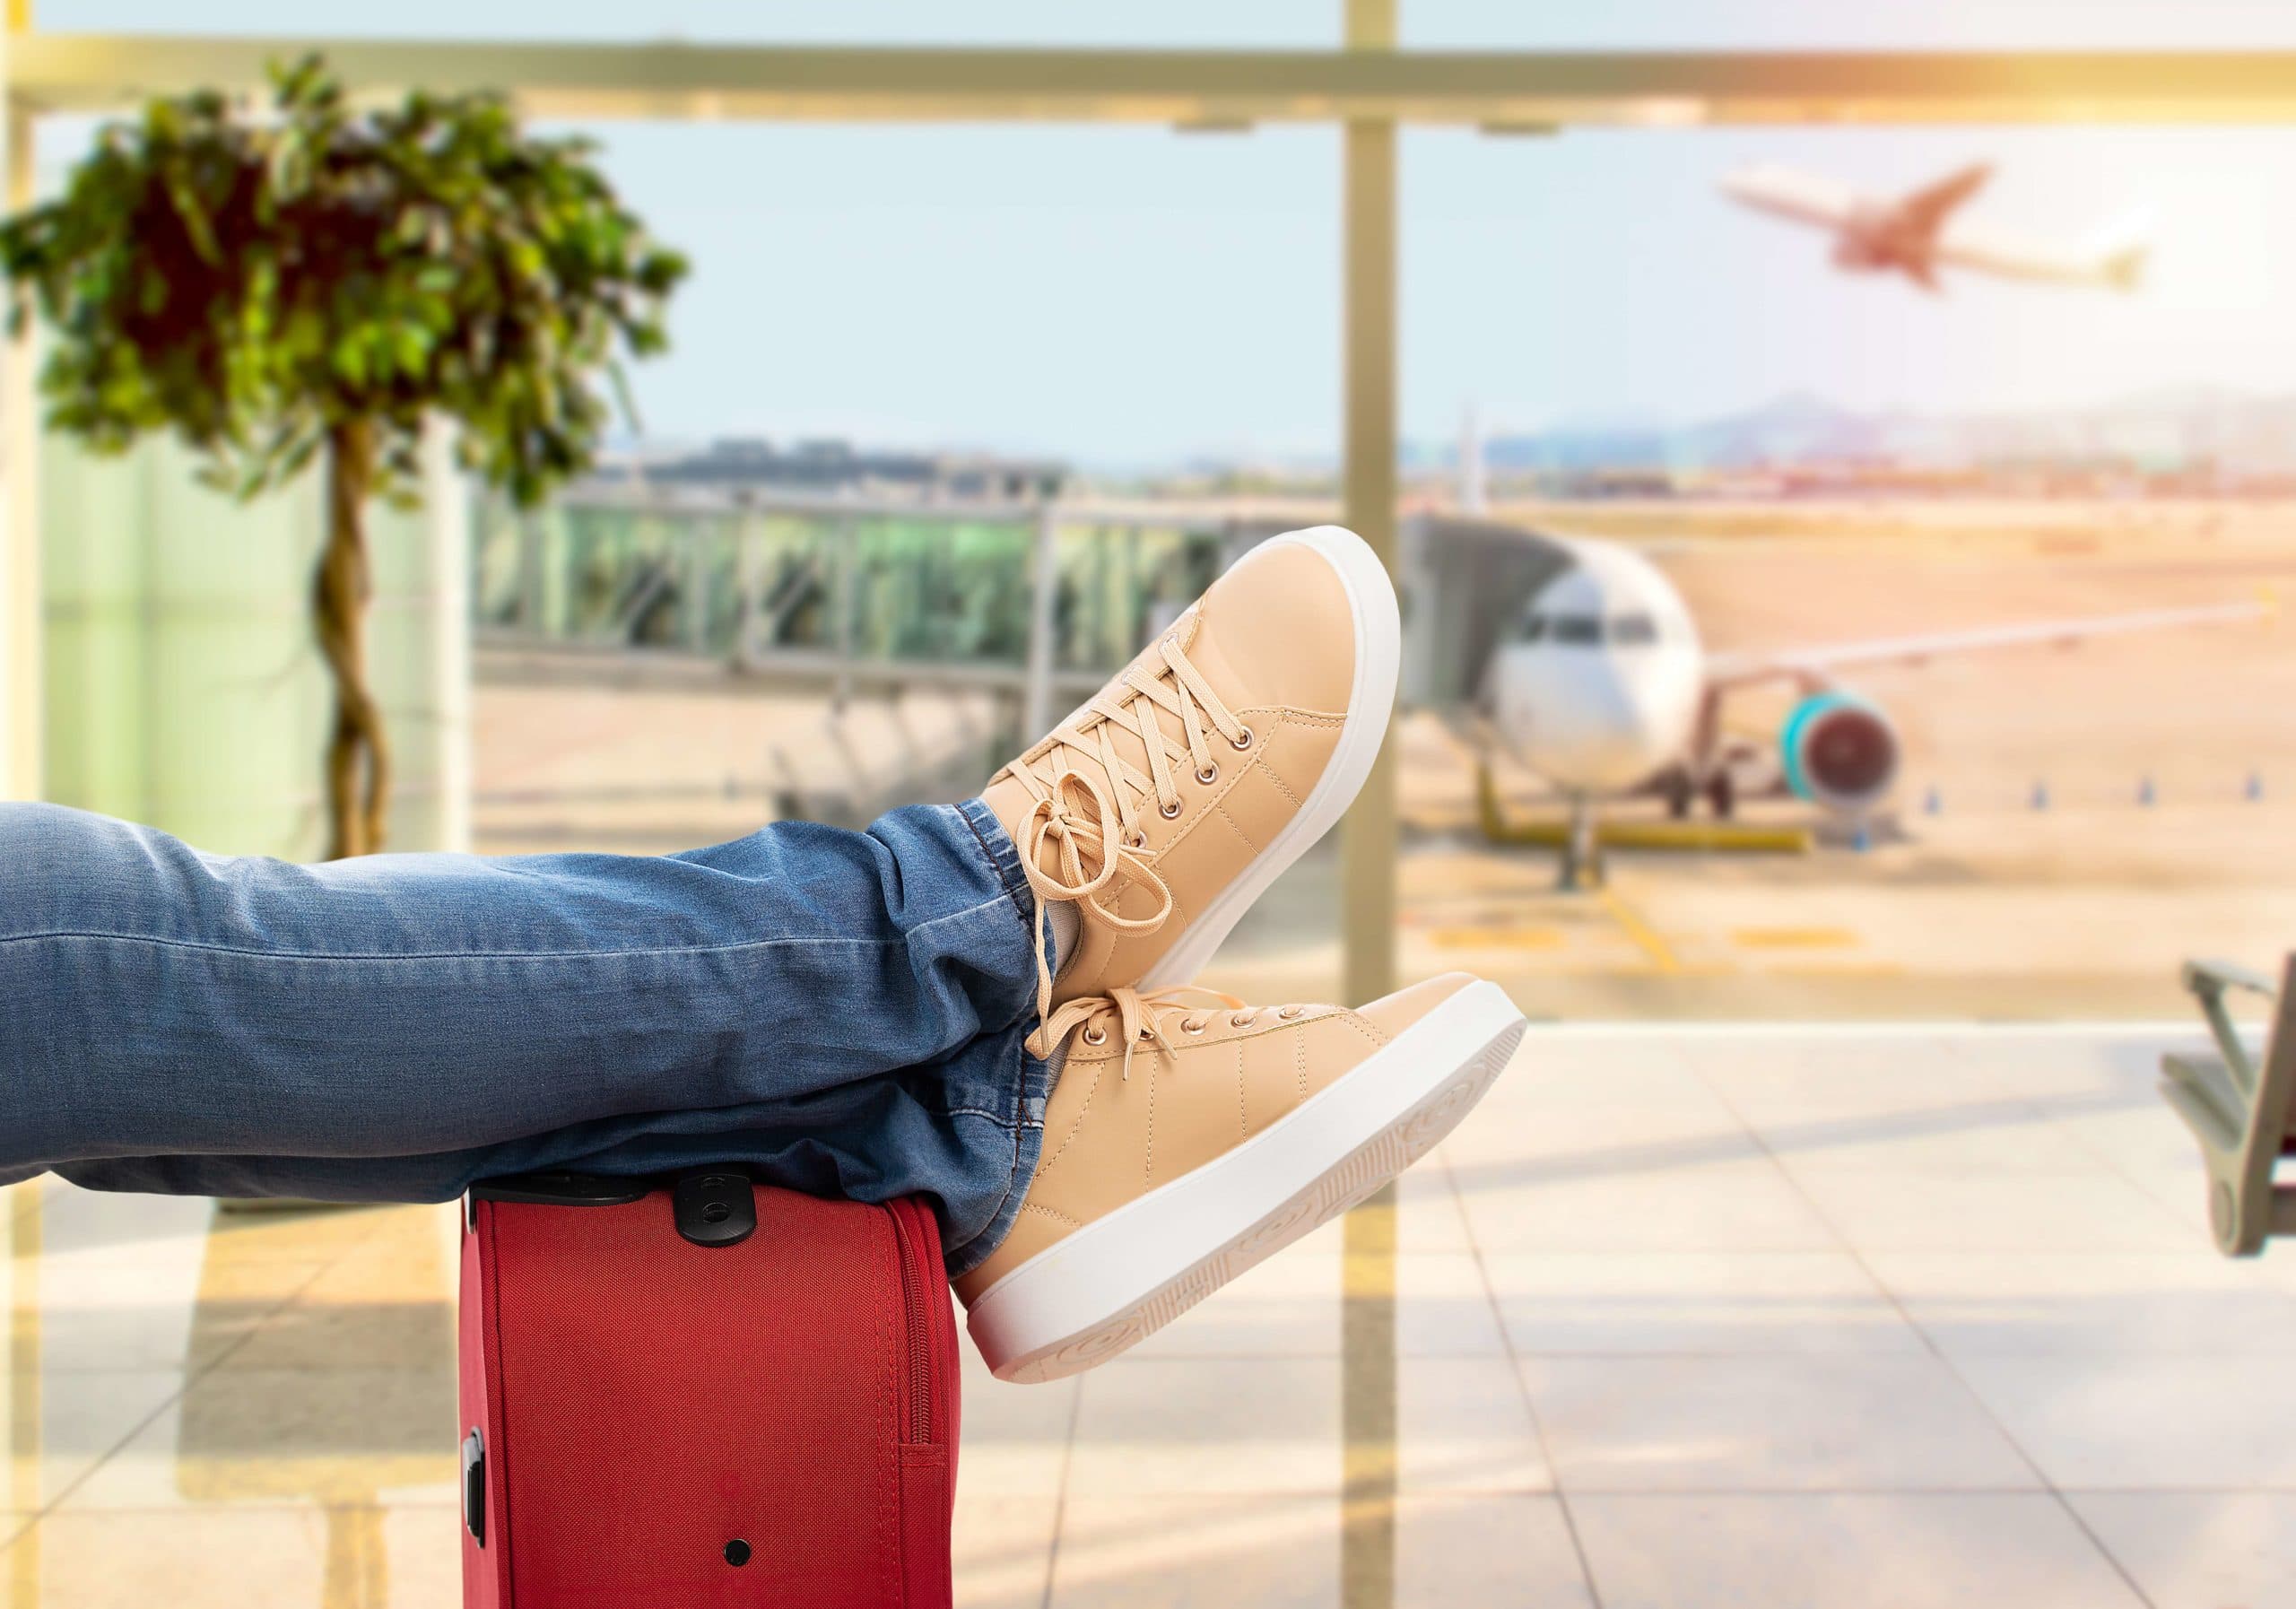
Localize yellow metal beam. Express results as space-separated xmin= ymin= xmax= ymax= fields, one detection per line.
xmin=12 ymin=36 xmax=2296 ymax=124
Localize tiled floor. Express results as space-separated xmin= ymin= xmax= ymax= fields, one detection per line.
xmin=4 ymin=1022 xmax=2292 ymax=1606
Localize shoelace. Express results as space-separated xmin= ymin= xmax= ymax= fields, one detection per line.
xmin=1034 ymin=985 xmax=1284 ymax=1079
xmin=1004 ymin=632 xmax=1254 ymax=1030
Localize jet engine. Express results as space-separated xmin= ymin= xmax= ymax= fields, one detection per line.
xmin=1779 ymin=691 xmax=1900 ymax=813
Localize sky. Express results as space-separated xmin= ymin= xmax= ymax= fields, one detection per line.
xmin=31 ymin=2 xmax=2296 ymax=465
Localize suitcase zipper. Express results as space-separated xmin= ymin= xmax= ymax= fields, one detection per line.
xmin=887 ymin=1202 xmax=937 ymax=1445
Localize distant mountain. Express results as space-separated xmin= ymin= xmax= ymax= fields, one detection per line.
xmin=1470 ymin=388 xmax=2296 ymax=476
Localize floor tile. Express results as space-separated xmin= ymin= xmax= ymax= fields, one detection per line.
xmin=0 ymin=1503 xmax=453 ymax=1609
xmin=1049 ymin=1493 xmax=1336 ymax=1609
xmin=1782 ymin=1166 xmax=2195 ymax=1255
xmin=1868 ymin=1250 xmax=2296 ymax=1356
xmin=1953 ymin=1353 xmax=2296 ymax=1489
xmin=60 ymin=1369 xmax=458 ymax=1511
xmin=1396 ymin=1252 xmax=1508 ymax=1356
xmin=959 ymin=1345 xmax=1079 ymax=1498
xmin=1570 ymin=1493 xmax=2146 ymax=1609
xmin=1730 ymin=1094 xmax=2116 ymax=1174
xmin=1454 ymin=1155 xmax=1839 ymax=1255
xmin=1397 ymin=1356 xmax=1550 ymax=1493
xmin=1395 ymin=1159 xmax=1474 ymax=1253
xmin=14 ymin=1257 xmax=323 ymax=1375
xmin=0 ymin=1370 xmax=188 ymax=1512
xmin=1395 ymin=1493 xmax=1593 ymax=1608
xmin=1488 ymin=1252 xmax=1921 ymax=1355
xmin=33 ymin=1192 xmax=382 ymax=1274
xmin=221 ymin=1210 xmax=458 ymax=1375
xmin=1065 ymin=1359 xmax=1340 ymax=1496
xmin=954 ymin=1492 xmax=1060 ymax=1609
xmin=1522 ymin=1354 xmax=2037 ymax=1492
xmin=2068 ymin=1492 xmax=2296 ymax=1609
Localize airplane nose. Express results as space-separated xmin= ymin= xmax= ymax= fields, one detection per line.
xmin=1502 ymin=647 xmax=1677 ymax=791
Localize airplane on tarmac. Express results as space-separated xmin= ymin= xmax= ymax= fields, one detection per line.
xmin=1720 ymin=161 xmax=2150 ymax=293
xmin=1402 ymin=518 xmax=2270 ymax=888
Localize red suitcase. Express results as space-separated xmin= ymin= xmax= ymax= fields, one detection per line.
xmin=457 ymin=1170 xmax=960 ymax=1607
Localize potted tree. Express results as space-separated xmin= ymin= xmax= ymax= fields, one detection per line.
xmin=0 ymin=56 xmax=686 ymax=856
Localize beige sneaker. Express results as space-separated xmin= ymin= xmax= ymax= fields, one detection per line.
xmin=984 ymin=526 xmax=1398 ymax=1035
xmin=955 ymin=972 xmax=1526 ymax=1383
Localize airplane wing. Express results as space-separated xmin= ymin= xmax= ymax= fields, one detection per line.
xmin=1896 ymin=162 xmax=1992 ymax=239
xmin=1704 ymin=598 xmax=2274 ymax=690
xmin=1718 ymin=165 xmax=1862 ymax=229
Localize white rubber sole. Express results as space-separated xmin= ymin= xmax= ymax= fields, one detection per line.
xmin=1135 ymin=524 xmax=1400 ymax=995
xmin=968 ymin=979 xmax=1526 ymax=1383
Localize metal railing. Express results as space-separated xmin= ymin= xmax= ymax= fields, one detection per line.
xmin=471 ymin=485 xmax=1271 ymax=728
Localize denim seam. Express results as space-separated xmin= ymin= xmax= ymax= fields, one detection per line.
xmin=944 ymin=1115 xmax=1036 ymax=1275
xmin=935 ymin=1105 xmax=1013 ymax=1125
xmin=0 ymin=900 xmax=1018 ymax=963
xmin=953 ymin=798 xmax=1036 ymax=948
xmin=943 ymin=1057 xmax=1051 ymax=1278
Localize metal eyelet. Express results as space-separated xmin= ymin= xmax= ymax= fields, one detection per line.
xmin=1137 ymin=1024 xmax=1156 ymax=1040
xmin=1160 ymin=799 xmax=1183 ymax=820
xmin=1082 ymin=1026 xmax=1107 ymax=1045
xmin=1230 ymin=726 xmax=1255 ymax=751
xmin=1195 ymin=763 xmax=1219 ymax=785
xmin=1278 ymin=1004 xmax=1304 ymax=1020
xmin=1126 ymin=831 xmax=1148 ymax=849
xmin=1182 ymin=1017 xmax=1206 ymax=1033
xmin=1230 ymin=1012 xmax=1254 ymax=1028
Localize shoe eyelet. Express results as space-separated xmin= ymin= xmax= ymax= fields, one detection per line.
xmin=1082 ymin=1026 xmax=1107 ymax=1046
xmin=1230 ymin=726 xmax=1255 ymax=751
xmin=1137 ymin=1024 xmax=1156 ymax=1041
xmin=1230 ymin=1012 xmax=1253 ymax=1028
xmin=1126 ymin=831 xmax=1148 ymax=849
xmin=1195 ymin=763 xmax=1218 ymax=785
xmin=1181 ymin=1017 xmax=1205 ymax=1033
xmin=1160 ymin=799 xmax=1183 ymax=820
xmin=1278 ymin=1004 xmax=1304 ymax=1020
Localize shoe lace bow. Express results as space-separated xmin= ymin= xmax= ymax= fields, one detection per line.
xmin=1004 ymin=632 xmax=1251 ymax=1031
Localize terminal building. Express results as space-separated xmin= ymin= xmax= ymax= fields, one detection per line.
xmin=596 ymin=436 xmax=1069 ymax=503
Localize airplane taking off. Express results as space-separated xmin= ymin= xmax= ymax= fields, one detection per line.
xmin=1721 ymin=161 xmax=2149 ymax=292
xmin=1405 ymin=520 xmax=2268 ymax=888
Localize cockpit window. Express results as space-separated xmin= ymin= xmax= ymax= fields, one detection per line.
xmin=1518 ymin=608 xmax=1665 ymax=647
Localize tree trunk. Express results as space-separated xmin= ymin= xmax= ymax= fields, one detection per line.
xmin=314 ymin=422 xmax=391 ymax=859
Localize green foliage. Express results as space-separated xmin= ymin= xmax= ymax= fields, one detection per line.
xmin=0 ymin=54 xmax=688 ymax=508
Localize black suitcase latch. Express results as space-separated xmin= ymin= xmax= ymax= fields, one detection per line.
xmin=674 ymin=1171 xmax=757 ymax=1248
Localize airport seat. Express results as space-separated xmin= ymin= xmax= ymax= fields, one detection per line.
xmin=2160 ymin=955 xmax=2296 ymax=1255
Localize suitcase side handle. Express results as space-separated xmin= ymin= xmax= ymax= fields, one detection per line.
xmin=462 ymin=1428 xmax=487 ymax=1547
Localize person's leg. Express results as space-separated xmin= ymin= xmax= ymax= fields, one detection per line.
xmin=43 ymin=1010 xmax=1051 ymax=1279
xmin=18 ymin=523 xmax=1527 ymax=1370
xmin=1 ymin=796 xmax=1039 ymax=1212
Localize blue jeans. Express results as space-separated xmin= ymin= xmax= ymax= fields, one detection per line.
xmin=0 ymin=799 xmax=1054 ymax=1279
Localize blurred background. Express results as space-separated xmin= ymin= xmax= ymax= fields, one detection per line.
xmin=4 ymin=4 xmax=2296 ymax=1607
